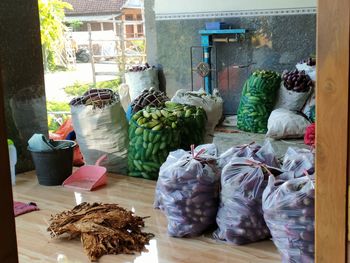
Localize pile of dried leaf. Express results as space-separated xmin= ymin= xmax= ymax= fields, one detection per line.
xmin=47 ymin=202 xmax=154 ymax=261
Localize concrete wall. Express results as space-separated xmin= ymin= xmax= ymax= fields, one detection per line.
xmin=0 ymin=0 xmax=48 ymax=172
xmin=154 ymin=0 xmax=316 ymax=14
xmin=145 ymin=1 xmax=317 ymax=115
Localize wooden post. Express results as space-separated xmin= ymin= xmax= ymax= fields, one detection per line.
xmin=112 ymin=16 xmax=117 ymax=35
xmin=316 ymin=0 xmax=349 ymax=262
xmin=0 ymin=67 xmax=18 ymax=262
xmin=88 ymin=23 xmax=96 ymax=85
xmin=120 ymin=20 xmax=126 ymax=82
xmin=141 ymin=6 xmax=147 ymax=63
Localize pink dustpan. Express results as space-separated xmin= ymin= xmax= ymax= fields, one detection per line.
xmin=63 ymin=155 xmax=108 ymax=191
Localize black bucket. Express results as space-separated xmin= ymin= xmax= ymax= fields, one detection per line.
xmin=28 ymin=140 xmax=76 ymax=186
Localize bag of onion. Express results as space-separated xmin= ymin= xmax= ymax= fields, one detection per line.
xmin=214 ymin=158 xmax=280 ymax=245
xmin=263 ymin=176 xmax=315 ymax=263
xmin=154 ymin=144 xmax=220 ymax=237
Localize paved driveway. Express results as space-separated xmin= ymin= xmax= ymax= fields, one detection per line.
xmin=44 ymin=62 xmax=118 ymax=102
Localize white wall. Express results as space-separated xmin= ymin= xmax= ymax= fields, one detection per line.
xmin=155 ymin=0 xmax=316 ymax=14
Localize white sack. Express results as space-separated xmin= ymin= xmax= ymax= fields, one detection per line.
xmin=118 ymin=83 xmax=131 ymax=112
xmin=296 ymin=62 xmax=316 ymax=81
xmin=125 ymin=68 xmax=159 ymax=101
xmin=171 ymin=88 xmax=223 ymax=143
xmin=71 ymin=101 xmax=128 ymax=174
xmin=274 ymin=82 xmax=312 ymax=112
xmin=266 ymin=108 xmax=311 ymax=139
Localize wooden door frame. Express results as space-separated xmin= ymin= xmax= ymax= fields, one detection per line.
xmin=315 ymin=0 xmax=349 ymax=262
xmin=0 ymin=67 xmax=18 ymax=262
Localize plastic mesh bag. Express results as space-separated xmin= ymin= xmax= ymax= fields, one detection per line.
xmin=131 ymin=88 xmax=169 ymax=114
xmin=263 ymin=176 xmax=315 ymax=263
xmin=154 ymin=144 xmax=220 ymax=237
xmin=237 ymin=70 xmax=280 ymax=133
xmin=128 ymin=117 xmax=180 ymax=180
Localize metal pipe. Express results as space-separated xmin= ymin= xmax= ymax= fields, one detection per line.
xmin=203 ymin=47 xmax=212 ymax=94
xmin=212 ymin=37 xmax=238 ymax=43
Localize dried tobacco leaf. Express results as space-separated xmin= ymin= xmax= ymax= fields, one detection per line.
xmin=47 ymin=202 xmax=154 ymax=262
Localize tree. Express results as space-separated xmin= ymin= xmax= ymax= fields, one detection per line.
xmin=38 ymin=0 xmax=72 ymax=71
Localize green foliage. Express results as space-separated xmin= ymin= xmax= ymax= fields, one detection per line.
xmin=64 ymin=78 xmax=121 ymax=96
xmin=46 ymin=101 xmax=70 ymax=132
xmin=130 ymin=40 xmax=145 ymax=53
xmin=68 ymin=19 xmax=83 ymax=31
xmin=38 ymin=0 xmax=72 ymax=71
xmin=47 ymin=101 xmax=70 ymax=112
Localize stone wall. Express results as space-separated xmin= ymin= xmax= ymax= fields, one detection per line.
xmin=145 ymin=1 xmax=316 ymax=114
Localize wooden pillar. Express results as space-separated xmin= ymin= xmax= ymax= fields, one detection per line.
xmin=0 ymin=0 xmax=48 ymax=172
xmin=0 ymin=67 xmax=18 ymax=262
xmin=315 ymin=0 xmax=350 ymax=262
xmin=88 ymin=23 xmax=96 ymax=84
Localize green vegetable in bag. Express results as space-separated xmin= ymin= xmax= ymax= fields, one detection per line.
xmin=128 ymin=107 xmax=181 ymax=180
xmin=128 ymin=103 xmax=206 ymax=180
xmin=164 ymin=102 xmax=207 ymax=150
xmin=237 ymin=70 xmax=281 ymax=133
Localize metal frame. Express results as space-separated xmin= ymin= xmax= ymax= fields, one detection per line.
xmin=190 ymin=45 xmax=217 ymax=92
xmin=194 ymin=28 xmax=247 ymax=94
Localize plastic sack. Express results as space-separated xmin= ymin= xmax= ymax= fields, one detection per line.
xmin=171 ymin=88 xmax=223 ymax=143
xmin=118 ymin=83 xmax=131 ymax=112
xmin=128 ymin=109 xmax=181 ymax=180
xmin=237 ymin=70 xmax=281 ymax=133
xmin=71 ymin=100 xmax=129 ymax=174
xmin=218 ymin=140 xmax=280 ymax=169
xmin=282 ymin=147 xmax=315 ymax=179
xmin=213 ymin=158 xmax=273 ymax=245
xmin=49 ymin=118 xmax=74 ymax=141
xmin=154 ymin=144 xmax=220 ymax=237
xmin=304 ymin=124 xmax=315 ymax=146
xmin=302 ymin=91 xmax=315 ymax=122
xmin=274 ymin=82 xmax=313 ymax=112
xmin=125 ymin=68 xmax=159 ymax=101
xmin=296 ymin=62 xmax=316 ymax=81
xmin=266 ymin=109 xmax=311 ymax=139
xmin=126 ymin=104 xmax=133 ymax=122
xmin=263 ymin=176 xmax=315 ymax=263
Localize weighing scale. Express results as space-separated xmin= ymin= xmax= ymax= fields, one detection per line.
xmin=191 ymin=28 xmax=248 ymax=95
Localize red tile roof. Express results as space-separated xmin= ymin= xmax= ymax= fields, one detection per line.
xmin=65 ymin=0 xmax=127 ymax=16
